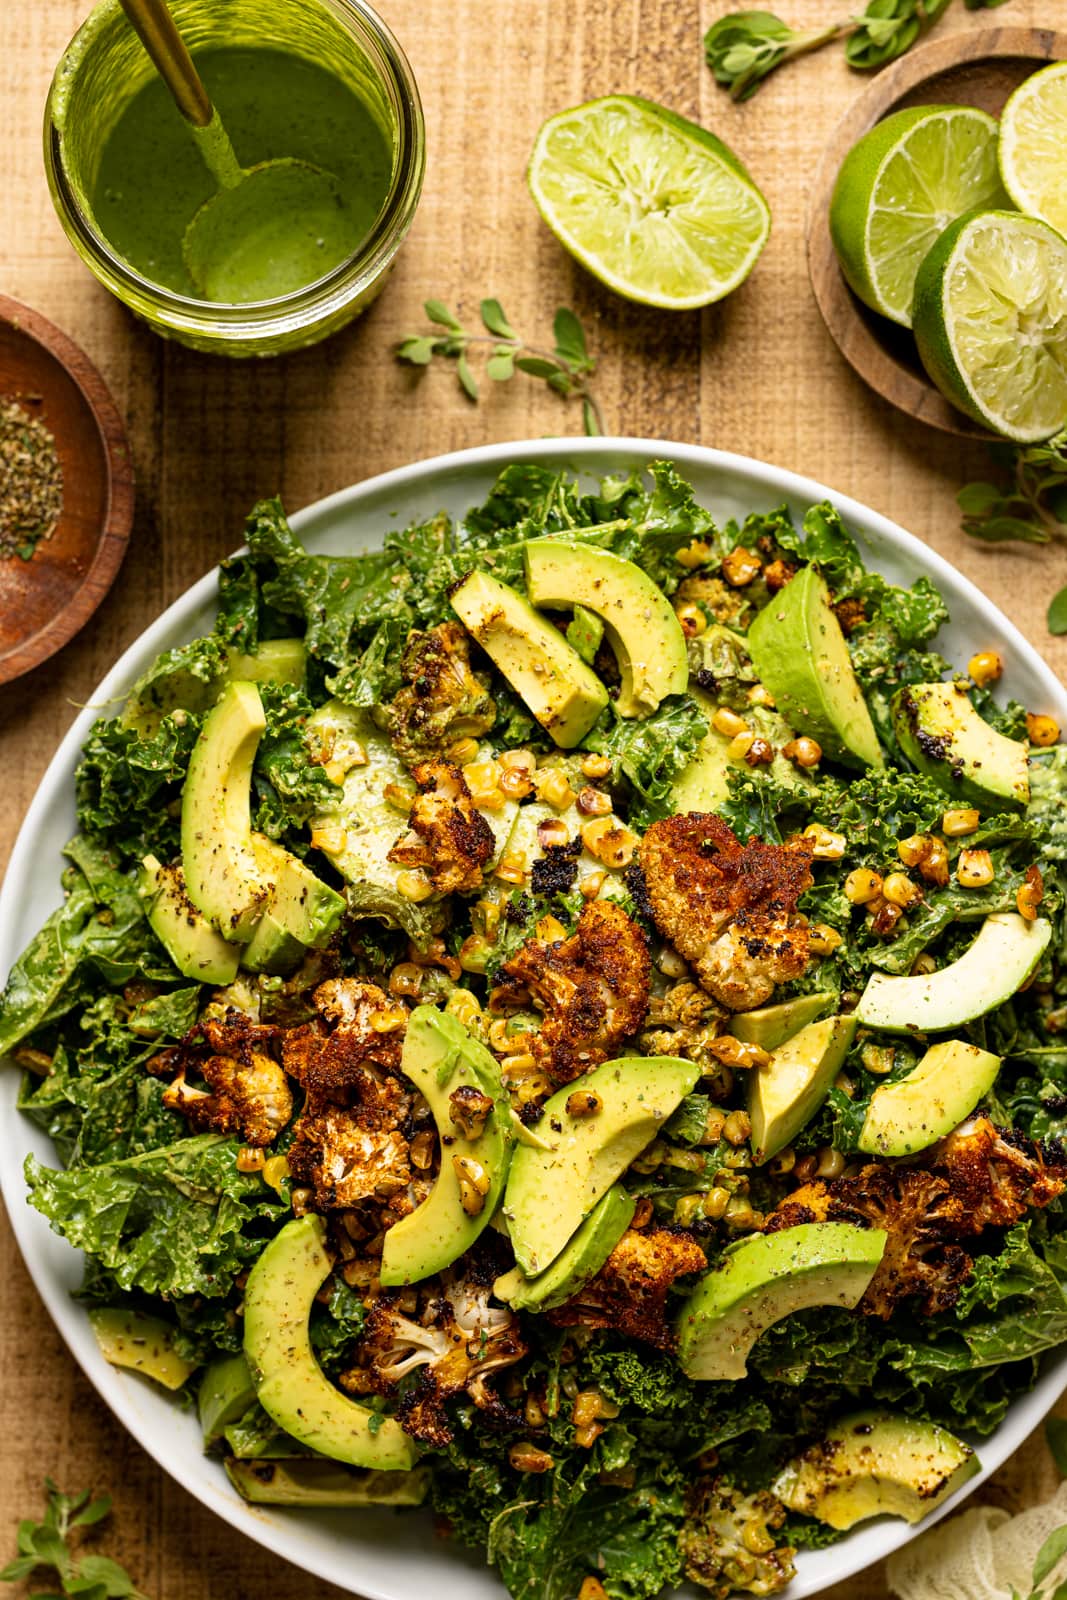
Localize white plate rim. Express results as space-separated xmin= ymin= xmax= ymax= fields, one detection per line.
xmin=2 ymin=434 xmax=1066 ymax=1600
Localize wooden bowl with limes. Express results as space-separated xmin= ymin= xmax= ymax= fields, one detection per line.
xmin=807 ymin=26 xmax=1067 ymax=439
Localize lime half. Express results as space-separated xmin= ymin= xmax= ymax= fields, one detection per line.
xmin=829 ymin=105 xmax=1007 ymax=328
xmin=912 ymin=210 xmax=1067 ymax=442
xmin=999 ymin=61 xmax=1067 ymax=238
xmin=528 ymin=96 xmax=770 ymax=310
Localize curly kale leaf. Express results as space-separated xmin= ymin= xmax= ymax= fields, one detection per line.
xmin=76 ymin=711 xmax=201 ymax=864
xmin=583 ymin=694 xmax=709 ymax=830
xmin=608 ymin=461 xmax=720 ymax=592
xmin=252 ymin=682 xmax=339 ymax=837
xmin=310 ymin=1275 xmax=368 ymax=1375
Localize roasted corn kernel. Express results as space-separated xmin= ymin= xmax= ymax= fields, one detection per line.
xmin=882 ymin=872 xmax=922 ymax=909
xmin=722 ymin=546 xmax=762 ymax=587
xmin=453 ymin=1154 xmax=491 ymax=1215
xmin=1027 ymin=713 xmax=1060 ymax=747
xmin=675 ymin=602 xmax=708 ymax=638
xmin=809 ymin=922 xmax=843 ymax=955
xmin=942 ymin=808 xmax=980 ymax=836
xmin=957 ymin=848 xmax=994 ymax=888
xmin=712 ymin=707 xmax=748 ymax=739
xmin=968 ymin=651 xmax=1003 ymax=687
xmin=803 ymin=823 xmax=846 ymax=861
xmin=579 ymin=753 xmax=613 ymax=780
xmin=782 ymin=736 xmax=822 ymax=767
xmin=845 ymin=868 xmax=883 ymax=904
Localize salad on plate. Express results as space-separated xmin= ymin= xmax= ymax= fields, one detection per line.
xmin=2 ymin=459 xmax=1066 ymax=1600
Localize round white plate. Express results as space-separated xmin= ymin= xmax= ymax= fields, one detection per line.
xmin=2 ymin=438 xmax=1066 ymax=1599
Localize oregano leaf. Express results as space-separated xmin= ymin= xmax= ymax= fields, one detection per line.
xmin=1048 ymin=586 xmax=1067 ymax=637
xmin=480 ymin=298 xmax=516 ymax=339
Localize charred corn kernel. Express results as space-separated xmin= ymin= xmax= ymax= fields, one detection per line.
xmin=708 ymin=1036 xmax=772 ymax=1071
xmin=575 ymin=1422 xmax=604 ymax=1448
xmin=674 ymin=1194 xmax=706 ymax=1225
xmin=290 ymin=1185 xmax=314 ymax=1218
xmin=453 ymin=1155 xmax=491 ymax=1216
xmin=535 ymin=914 xmax=567 ymax=942
xmin=473 ymin=899 xmax=502 ymax=940
xmin=845 ymin=868 xmax=883 ymax=905
xmin=703 ymin=1185 xmax=732 ymax=1220
xmin=724 ymin=1194 xmax=759 ymax=1229
xmin=870 ymin=901 xmax=903 ymax=936
xmin=910 ymin=953 xmax=937 ymax=976
xmin=262 ymin=1155 xmax=290 ymax=1193
xmin=957 ymin=848 xmax=994 ymax=888
xmin=674 ymin=601 xmax=708 ymax=638
xmin=237 ymin=1145 xmax=265 ymax=1173
xmin=861 ymin=1044 xmax=895 ymax=1076
xmin=13 ymin=1046 xmax=52 ymax=1074
xmin=449 ymin=1085 xmax=494 ymax=1139
xmin=1027 ymin=713 xmax=1060 ymax=747
xmin=712 ymin=706 xmax=749 ymax=738
xmin=1018 ymin=867 xmax=1045 ymax=921
xmin=409 ymin=1130 xmax=436 ymax=1170
xmin=727 ymin=729 xmax=756 ymax=761
xmin=389 ymin=962 xmax=424 ymax=999
xmin=537 ymin=818 xmax=570 ymax=850
xmin=508 ymin=1443 xmax=555 ymax=1474
xmin=459 ymin=935 xmax=491 ymax=974
xmin=703 ymin=1108 xmax=727 ymax=1144
xmin=581 ymin=817 xmax=638 ymax=868
xmin=499 ymin=749 xmax=536 ymax=773
xmin=577 ymin=785 xmax=613 ymax=816
xmin=310 ymin=825 xmax=347 ymax=854
xmin=578 ymin=1580 xmax=610 ymax=1600
xmin=747 ymin=684 xmax=776 ymax=709
xmin=524 ymin=1393 xmax=546 ymax=1428
xmin=744 ymin=736 xmax=775 ymax=767
xmin=323 ymin=759 xmax=350 ymax=786
xmin=445 ymin=990 xmax=482 ymax=1029
xmin=809 ymin=923 xmax=843 ymax=955
xmin=580 ymin=869 xmax=607 ymax=900
xmin=834 ymin=1071 xmax=854 ymax=1098
xmin=537 ymin=769 xmax=577 ymax=810
xmin=942 ymin=808 xmax=980 ymax=836
xmin=464 ymin=762 xmax=506 ymax=810
xmin=782 ymin=735 xmax=822 ymax=767
xmin=384 ymin=783 xmax=414 ymax=813
xmin=566 ymin=1090 xmax=602 ymax=1117
xmin=816 ymin=1146 xmax=846 ymax=1179
xmin=742 ymin=1519 xmax=777 ymax=1557
xmin=489 ymin=1018 xmax=514 ymax=1052
xmin=495 ymin=851 xmax=528 ymax=885
xmin=898 ymin=834 xmax=933 ymax=868
xmin=631 ymin=1197 xmax=654 ymax=1229
xmin=396 ymin=869 xmax=433 ymax=903
xmin=803 ymin=823 xmax=846 ymax=861
xmin=769 ymin=1147 xmax=796 ymax=1175
xmin=658 ymin=946 xmax=689 ymax=978
xmin=580 ymin=753 xmax=613 ymax=780
xmin=723 ymin=1109 xmax=752 ymax=1145
xmin=573 ymin=1390 xmax=618 ymax=1426
xmin=722 ymin=546 xmax=762 ymax=586
xmin=499 ymin=768 xmax=533 ymax=800
xmin=882 ymin=872 xmax=922 ymax=909
xmin=968 ymin=651 xmax=1003 ymax=687
xmin=371 ymin=1005 xmax=407 ymax=1033
xmin=918 ymin=837 xmax=950 ymax=887
xmin=448 ymin=736 xmax=481 ymax=764
xmin=676 ymin=539 xmax=712 ymax=569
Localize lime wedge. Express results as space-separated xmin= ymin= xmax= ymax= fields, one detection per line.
xmin=999 ymin=61 xmax=1067 ymax=238
xmin=527 ymin=95 xmax=770 ymax=310
xmin=829 ymin=105 xmax=1007 ymax=328
xmin=912 ymin=210 xmax=1067 ymax=443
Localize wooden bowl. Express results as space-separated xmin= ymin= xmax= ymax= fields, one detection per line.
xmin=807 ymin=27 xmax=1067 ymax=439
xmin=0 ymin=297 xmax=134 ymax=684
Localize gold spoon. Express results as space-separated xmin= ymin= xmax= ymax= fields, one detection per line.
xmin=118 ymin=0 xmax=349 ymax=302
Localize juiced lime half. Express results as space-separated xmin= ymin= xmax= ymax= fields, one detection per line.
xmin=829 ymin=105 xmax=1007 ymax=328
xmin=527 ymin=95 xmax=770 ymax=310
xmin=912 ymin=210 xmax=1067 ymax=443
xmin=999 ymin=61 xmax=1067 ymax=238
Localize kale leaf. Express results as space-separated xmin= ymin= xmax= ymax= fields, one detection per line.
xmin=583 ymin=695 xmax=709 ymax=831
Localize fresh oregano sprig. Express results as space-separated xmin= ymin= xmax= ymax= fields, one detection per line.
xmin=397 ymin=299 xmax=605 ymax=435
xmin=705 ymin=0 xmax=1012 ymax=98
xmin=1 ymin=1480 xmax=149 ymax=1600
xmin=958 ymin=430 xmax=1067 ymax=636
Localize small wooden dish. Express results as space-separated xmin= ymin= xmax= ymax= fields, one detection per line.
xmin=807 ymin=26 xmax=1067 ymax=438
xmin=0 ymin=297 xmax=134 ymax=685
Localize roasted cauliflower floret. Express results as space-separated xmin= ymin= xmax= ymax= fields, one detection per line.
xmin=680 ymin=1477 xmax=795 ymax=1598
xmin=158 ymin=1011 xmax=292 ymax=1147
xmin=498 ymin=900 xmax=652 ymax=1086
xmin=935 ymin=1114 xmax=1067 ymax=1228
xmin=281 ymin=978 xmax=407 ymax=1101
xmin=387 ymin=759 xmax=495 ymax=894
xmin=386 ymin=622 xmax=496 ymax=766
xmin=289 ymin=1110 xmax=412 ymax=1208
xmin=639 ymin=816 xmax=812 ymax=1011
xmin=343 ymin=1274 xmax=526 ymax=1445
xmin=548 ymin=1227 xmax=707 ymax=1350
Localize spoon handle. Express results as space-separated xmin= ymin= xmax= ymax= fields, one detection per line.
xmin=118 ymin=0 xmax=212 ymax=127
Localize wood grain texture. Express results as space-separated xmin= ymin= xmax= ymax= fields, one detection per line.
xmin=808 ymin=27 xmax=1067 ymax=439
xmin=0 ymin=2 xmax=1065 ymax=1597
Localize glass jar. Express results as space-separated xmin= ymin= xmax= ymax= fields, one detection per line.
xmin=44 ymin=0 xmax=425 ymax=357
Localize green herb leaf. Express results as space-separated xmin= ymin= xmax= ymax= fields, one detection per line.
xmin=1049 ymin=586 xmax=1067 ymax=636
xmin=396 ymin=335 xmax=438 ymax=366
xmin=552 ymin=306 xmax=589 ymax=368
xmin=457 ymin=352 xmax=479 ymax=401
xmin=514 ymin=356 xmax=561 ymax=379
xmin=1033 ymin=1524 xmax=1067 ymax=1588
xmin=480 ymin=298 xmax=516 ymax=339
xmin=423 ymin=298 xmax=462 ymax=330
xmin=486 ymin=350 xmax=516 ymax=382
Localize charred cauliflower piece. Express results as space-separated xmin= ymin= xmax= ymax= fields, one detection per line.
xmin=343 ymin=1274 xmax=526 ymax=1445
xmin=548 ymin=1227 xmax=707 ymax=1350
xmin=935 ymin=1114 xmax=1067 ymax=1228
xmin=499 ymin=900 xmax=652 ymax=1086
xmin=639 ymin=816 xmax=812 ymax=1011
xmin=386 ymin=622 xmax=496 ymax=766
xmin=388 ymin=760 xmax=495 ymax=894
xmin=680 ymin=1477 xmax=795 ymax=1598
xmin=159 ymin=1011 xmax=292 ymax=1147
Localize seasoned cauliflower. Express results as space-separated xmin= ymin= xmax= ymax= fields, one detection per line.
xmin=388 ymin=760 xmax=495 ymax=894
xmin=386 ymin=622 xmax=496 ymax=766
xmin=498 ymin=900 xmax=652 ymax=1085
xmin=680 ymin=1477 xmax=795 ymax=1598
xmin=158 ymin=1011 xmax=292 ymax=1147
xmin=639 ymin=816 xmax=812 ymax=1011
xmin=548 ymin=1227 xmax=707 ymax=1350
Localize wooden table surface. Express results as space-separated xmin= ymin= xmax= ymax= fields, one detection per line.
xmin=2 ymin=1 xmax=1066 ymax=1595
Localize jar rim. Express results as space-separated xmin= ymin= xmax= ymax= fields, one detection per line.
xmin=44 ymin=0 xmax=425 ymax=338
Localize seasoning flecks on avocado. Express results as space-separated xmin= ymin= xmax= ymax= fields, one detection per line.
xmin=858 ymin=1040 xmax=1002 ymax=1157
xmin=892 ymin=680 xmax=1030 ymax=809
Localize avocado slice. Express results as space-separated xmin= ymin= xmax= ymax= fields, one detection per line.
xmin=181 ymin=681 xmax=271 ymax=942
xmin=676 ymin=1222 xmax=886 ymax=1382
xmin=244 ymin=1214 xmax=418 ymax=1470
xmin=566 ymin=603 xmax=605 ymax=665
xmin=225 ymin=1457 xmax=430 ymax=1507
xmin=199 ymin=1352 xmax=257 ymax=1447
xmin=451 ymin=570 xmax=608 ymax=747
xmin=88 ymin=1308 xmax=196 ymax=1391
xmin=380 ymin=1007 xmax=512 ymax=1286
xmin=240 ymin=833 xmax=347 ymax=975
xmin=673 ymin=688 xmax=818 ymax=813
xmin=773 ymin=1411 xmax=978 ymax=1529
xmin=139 ymin=855 xmax=241 ymax=985
xmin=732 ymin=993 xmax=833 ymax=1052
xmin=524 ymin=540 xmax=688 ymax=717
xmin=493 ymin=1184 xmax=635 ymax=1311
xmin=747 ymin=566 xmax=883 ymax=769
xmin=856 ymin=912 xmax=1052 ymax=1034
xmin=226 ymin=638 xmax=307 ymax=688
xmin=504 ymin=1055 xmax=699 ymax=1277
xmin=892 ymin=681 xmax=1029 ymax=809
xmin=858 ymin=1040 xmax=1001 ymax=1157
xmin=241 ymin=911 xmax=309 ymax=976
xmin=748 ymin=1014 xmax=857 ymax=1165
